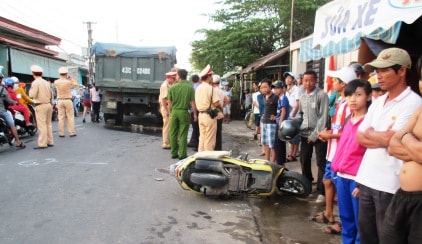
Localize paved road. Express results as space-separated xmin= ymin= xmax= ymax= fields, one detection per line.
xmin=0 ymin=117 xmax=340 ymax=243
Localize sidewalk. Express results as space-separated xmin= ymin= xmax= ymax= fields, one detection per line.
xmin=220 ymin=119 xmax=304 ymax=173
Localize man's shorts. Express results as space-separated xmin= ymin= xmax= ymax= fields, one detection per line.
xmin=261 ymin=123 xmax=276 ymax=148
xmin=0 ymin=111 xmax=15 ymax=127
xmin=223 ymin=104 xmax=231 ymax=115
xmin=288 ymin=133 xmax=300 ymax=144
xmin=254 ymin=114 xmax=261 ymax=127
xmin=323 ymin=161 xmax=337 ymax=180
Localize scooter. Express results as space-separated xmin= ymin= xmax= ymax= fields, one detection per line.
xmin=0 ymin=117 xmax=14 ymax=147
xmin=167 ymin=150 xmax=311 ymax=198
xmin=8 ymin=104 xmax=37 ymax=137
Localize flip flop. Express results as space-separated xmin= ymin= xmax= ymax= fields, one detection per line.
xmin=324 ymin=222 xmax=342 ymax=235
xmin=310 ymin=212 xmax=336 ymax=224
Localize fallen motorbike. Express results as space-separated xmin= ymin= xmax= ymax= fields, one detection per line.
xmin=168 ymin=151 xmax=311 ymax=198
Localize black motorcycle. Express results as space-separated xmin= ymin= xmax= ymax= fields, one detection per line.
xmin=0 ymin=117 xmax=14 ymax=147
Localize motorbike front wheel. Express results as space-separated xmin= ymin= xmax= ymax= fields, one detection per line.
xmin=277 ymin=171 xmax=311 ymax=198
xmin=190 ymin=173 xmax=229 ymax=187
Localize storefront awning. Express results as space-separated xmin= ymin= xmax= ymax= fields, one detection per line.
xmin=10 ymin=48 xmax=66 ymax=78
xmin=300 ymin=0 xmax=422 ymax=62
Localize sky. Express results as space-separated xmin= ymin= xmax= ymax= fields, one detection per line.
xmin=0 ymin=0 xmax=221 ymax=71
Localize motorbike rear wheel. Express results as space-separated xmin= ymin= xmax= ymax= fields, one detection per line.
xmin=277 ymin=170 xmax=311 ymax=198
xmin=190 ymin=173 xmax=229 ymax=187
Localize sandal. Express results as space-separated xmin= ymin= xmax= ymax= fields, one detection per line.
xmin=310 ymin=212 xmax=336 ymax=224
xmin=16 ymin=142 xmax=26 ymax=149
xmin=286 ymin=155 xmax=297 ymax=162
xmin=324 ymin=222 xmax=342 ymax=235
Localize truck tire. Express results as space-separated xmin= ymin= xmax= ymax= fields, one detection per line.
xmin=277 ymin=170 xmax=312 ymax=198
xmin=103 ymin=113 xmax=115 ymax=122
xmin=115 ymin=103 xmax=124 ymax=125
xmin=190 ymin=173 xmax=228 ymax=187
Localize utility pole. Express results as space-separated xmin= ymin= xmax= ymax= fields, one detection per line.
xmin=84 ymin=21 xmax=96 ymax=85
xmin=289 ymin=0 xmax=295 ymax=70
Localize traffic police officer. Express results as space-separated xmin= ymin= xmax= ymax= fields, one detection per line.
xmin=29 ymin=65 xmax=54 ymax=149
xmin=54 ymin=67 xmax=78 ymax=137
xmin=159 ymin=70 xmax=177 ymax=149
xmin=195 ymin=64 xmax=222 ymax=152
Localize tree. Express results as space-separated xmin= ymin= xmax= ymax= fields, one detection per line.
xmin=190 ymin=0 xmax=330 ymax=74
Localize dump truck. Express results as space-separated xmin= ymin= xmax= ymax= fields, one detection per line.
xmin=92 ymin=42 xmax=177 ymax=125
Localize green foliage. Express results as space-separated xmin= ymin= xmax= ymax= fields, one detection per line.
xmin=190 ymin=0 xmax=330 ymax=74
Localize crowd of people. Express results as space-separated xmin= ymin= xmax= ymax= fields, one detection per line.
xmin=158 ymin=47 xmax=422 ymax=243
xmin=0 ymin=64 xmax=102 ymax=150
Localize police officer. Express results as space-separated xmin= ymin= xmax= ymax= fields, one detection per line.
xmin=29 ymin=65 xmax=54 ymax=149
xmin=195 ymin=64 xmax=222 ymax=152
xmin=159 ymin=70 xmax=177 ymax=149
xmin=54 ymin=67 xmax=78 ymax=137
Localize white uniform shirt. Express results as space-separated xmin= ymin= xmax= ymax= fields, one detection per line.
xmin=355 ymin=87 xmax=422 ymax=194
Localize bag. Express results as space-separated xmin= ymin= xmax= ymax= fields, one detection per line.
xmin=207 ymin=108 xmax=218 ymax=119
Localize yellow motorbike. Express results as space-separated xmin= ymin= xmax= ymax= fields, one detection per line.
xmin=168 ymin=151 xmax=311 ymax=198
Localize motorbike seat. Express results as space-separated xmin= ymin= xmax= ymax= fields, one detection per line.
xmin=193 ymin=151 xmax=230 ymax=159
xmin=194 ymin=159 xmax=225 ymax=174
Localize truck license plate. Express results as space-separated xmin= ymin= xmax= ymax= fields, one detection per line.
xmin=106 ymin=101 xmax=117 ymax=109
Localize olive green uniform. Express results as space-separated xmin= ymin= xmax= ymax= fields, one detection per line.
xmin=168 ymin=80 xmax=195 ymax=159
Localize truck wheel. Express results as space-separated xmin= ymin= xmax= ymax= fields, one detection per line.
xmin=115 ymin=103 xmax=124 ymax=125
xmin=277 ymin=170 xmax=312 ymax=198
xmin=103 ymin=113 xmax=115 ymax=122
xmin=190 ymin=173 xmax=228 ymax=187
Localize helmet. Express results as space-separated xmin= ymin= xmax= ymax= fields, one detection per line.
xmin=4 ymin=78 xmax=15 ymax=87
xmin=349 ymin=62 xmax=364 ymax=75
xmin=278 ymin=119 xmax=302 ymax=141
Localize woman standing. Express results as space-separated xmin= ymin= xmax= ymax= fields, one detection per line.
xmin=82 ymin=85 xmax=91 ymax=123
xmin=90 ymin=83 xmax=101 ymax=123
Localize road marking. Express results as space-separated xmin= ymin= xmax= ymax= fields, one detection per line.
xmin=16 ymin=158 xmax=108 ymax=167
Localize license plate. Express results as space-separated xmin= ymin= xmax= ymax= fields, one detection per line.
xmin=106 ymin=101 xmax=117 ymax=109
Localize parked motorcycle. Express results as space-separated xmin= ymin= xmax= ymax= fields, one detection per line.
xmin=167 ymin=150 xmax=311 ymax=198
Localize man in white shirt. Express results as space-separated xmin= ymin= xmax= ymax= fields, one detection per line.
xmin=356 ymin=48 xmax=422 ymax=244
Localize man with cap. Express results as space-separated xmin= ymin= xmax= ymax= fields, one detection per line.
xmin=29 ymin=64 xmax=54 ymax=149
xmin=311 ymin=66 xmax=356 ymax=232
xmin=195 ymin=64 xmax=222 ymax=152
xmin=159 ymin=69 xmax=177 ymax=149
xmin=167 ymin=69 xmax=197 ymax=160
xmin=212 ymin=74 xmax=229 ymax=150
xmin=355 ymin=47 xmax=422 ymax=244
xmin=54 ymin=67 xmax=78 ymax=137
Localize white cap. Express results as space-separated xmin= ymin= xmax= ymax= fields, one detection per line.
xmin=212 ymin=74 xmax=221 ymax=83
xmin=11 ymin=76 xmax=19 ymax=82
xmin=58 ymin=66 xmax=68 ymax=74
xmin=199 ymin=64 xmax=213 ymax=78
xmin=326 ymin=67 xmax=357 ymax=83
xmin=31 ymin=65 xmax=43 ymax=73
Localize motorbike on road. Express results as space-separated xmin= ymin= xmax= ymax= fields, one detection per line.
xmin=167 ymin=150 xmax=311 ymax=198
xmin=9 ymin=104 xmax=37 ymax=137
xmin=0 ymin=117 xmax=14 ymax=147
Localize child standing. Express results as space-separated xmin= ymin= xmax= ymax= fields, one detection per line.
xmin=330 ymin=79 xmax=372 ymax=244
xmin=273 ymin=80 xmax=290 ymax=166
